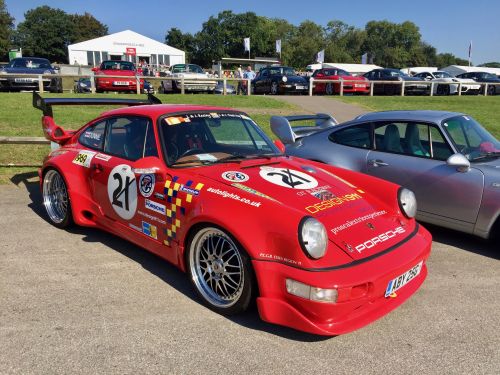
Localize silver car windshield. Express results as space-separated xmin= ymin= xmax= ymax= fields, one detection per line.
xmin=160 ymin=112 xmax=278 ymax=166
xmin=442 ymin=115 xmax=500 ymax=161
xmin=434 ymin=72 xmax=452 ymax=78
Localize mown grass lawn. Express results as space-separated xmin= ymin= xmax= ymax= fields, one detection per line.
xmin=337 ymin=96 xmax=500 ymax=138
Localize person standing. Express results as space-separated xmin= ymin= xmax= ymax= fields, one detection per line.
xmin=242 ymin=65 xmax=256 ymax=94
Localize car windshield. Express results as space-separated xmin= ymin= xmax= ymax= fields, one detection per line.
xmin=9 ymin=58 xmax=52 ymax=69
xmin=387 ymin=70 xmax=407 ymax=77
xmin=442 ymin=115 xmax=500 ymax=161
xmin=172 ymin=64 xmax=204 ymax=74
xmin=434 ymin=71 xmax=452 ymax=78
xmin=102 ymin=61 xmax=135 ymax=71
xmin=270 ymin=67 xmax=296 ymax=76
xmin=159 ymin=112 xmax=279 ymax=166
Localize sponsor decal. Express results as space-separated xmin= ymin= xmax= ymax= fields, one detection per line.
xmin=259 ymin=167 xmax=318 ymax=189
xmin=163 ymin=176 xmax=205 ymax=246
xmin=165 ymin=116 xmax=191 ymax=126
xmin=95 ymin=153 xmax=112 ymax=162
xmin=83 ymin=131 xmax=102 ymax=141
xmin=354 ymin=226 xmax=406 ymax=253
xmin=145 ymin=199 xmax=166 ymax=215
xmin=107 ymin=164 xmax=137 ymax=220
xmin=154 ymin=192 xmax=165 ymax=200
xmin=222 ymin=171 xmax=249 ymax=183
xmin=311 ymin=189 xmax=334 ymax=201
xmin=231 ymin=183 xmax=278 ymax=202
xmin=306 ymin=193 xmax=363 ymax=214
xmin=139 ymin=174 xmax=155 ymax=198
xmin=259 ymin=253 xmax=302 ymax=266
xmin=207 ymin=187 xmax=261 ymax=207
xmin=142 ymin=221 xmax=158 ymax=240
xmin=296 ymin=185 xmax=332 ymax=197
xmin=72 ymin=150 xmax=96 ymax=168
xmin=195 ymin=153 xmax=217 ymax=161
xmin=128 ymin=223 xmax=142 ymax=232
xmin=137 ymin=210 xmax=166 ymax=225
xmin=331 ymin=210 xmax=387 ymax=235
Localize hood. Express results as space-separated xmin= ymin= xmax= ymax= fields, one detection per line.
xmin=3 ymin=67 xmax=54 ymax=74
xmin=99 ymin=69 xmax=137 ymax=77
xmin=173 ymin=72 xmax=208 ymax=79
xmin=342 ymin=75 xmax=367 ymax=82
xmin=193 ymin=157 xmax=410 ymax=261
xmin=282 ymin=75 xmax=308 ymax=84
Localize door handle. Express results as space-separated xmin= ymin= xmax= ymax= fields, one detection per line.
xmin=368 ymin=159 xmax=389 ymax=167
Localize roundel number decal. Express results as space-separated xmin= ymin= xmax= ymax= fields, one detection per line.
xmin=259 ymin=167 xmax=318 ymax=189
xmin=107 ymin=164 xmax=138 ymax=220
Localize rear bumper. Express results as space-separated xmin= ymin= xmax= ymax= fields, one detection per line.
xmin=253 ymin=224 xmax=432 ymax=335
xmin=96 ymin=77 xmax=143 ymax=91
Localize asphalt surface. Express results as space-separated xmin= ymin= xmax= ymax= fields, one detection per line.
xmin=1 ymin=175 xmax=499 ymax=375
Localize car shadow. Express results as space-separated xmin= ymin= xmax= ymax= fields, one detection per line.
xmin=423 ymin=223 xmax=498 ymax=260
xmin=13 ymin=171 xmax=329 ymax=341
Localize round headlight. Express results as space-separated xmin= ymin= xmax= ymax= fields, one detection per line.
xmin=282 ymin=76 xmax=288 ymax=82
xmin=299 ymin=217 xmax=328 ymax=259
xmin=398 ymin=188 xmax=417 ymax=218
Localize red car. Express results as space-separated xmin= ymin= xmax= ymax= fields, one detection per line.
xmin=312 ymin=68 xmax=370 ymax=95
xmin=35 ymin=92 xmax=431 ymax=336
xmin=92 ymin=60 xmax=144 ymax=93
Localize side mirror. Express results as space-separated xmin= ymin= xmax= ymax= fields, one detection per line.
xmin=446 ymin=153 xmax=470 ymax=173
xmin=132 ymin=156 xmax=167 ymax=181
xmin=274 ymin=139 xmax=286 ymax=154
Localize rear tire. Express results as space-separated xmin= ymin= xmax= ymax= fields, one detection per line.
xmin=42 ymin=169 xmax=73 ymax=228
xmin=325 ymin=83 xmax=334 ymax=95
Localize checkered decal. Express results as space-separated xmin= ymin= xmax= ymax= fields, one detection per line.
xmin=163 ymin=176 xmax=204 ymax=245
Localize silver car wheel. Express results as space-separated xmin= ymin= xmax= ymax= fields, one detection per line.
xmin=189 ymin=227 xmax=244 ymax=308
xmin=326 ymin=83 xmax=334 ymax=95
xmin=270 ymin=81 xmax=279 ymax=95
xmin=42 ymin=169 xmax=69 ymax=224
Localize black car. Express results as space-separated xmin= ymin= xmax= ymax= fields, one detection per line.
xmin=252 ymin=66 xmax=308 ymax=95
xmin=363 ymin=68 xmax=428 ymax=95
xmin=73 ymin=77 xmax=91 ymax=93
xmin=455 ymin=72 xmax=500 ymax=95
xmin=0 ymin=57 xmax=62 ymax=93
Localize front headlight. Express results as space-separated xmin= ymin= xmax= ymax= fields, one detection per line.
xmin=299 ymin=217 xmax=327 ymax=259
xmin=282 ymin=76 xmax=288 ymax=82
xmin=398 ymin=187 xmax=417 ymax=218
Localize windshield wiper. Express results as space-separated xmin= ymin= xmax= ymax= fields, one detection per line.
xmin=211 ymin=153 xmax=279 ymax=164
xmin=469 ymin=151 xmax=500 ymax=161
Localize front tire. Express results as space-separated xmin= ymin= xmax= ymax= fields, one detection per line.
xmin=325 ymin=82 xmax=334 ymax=95
xmin=187 ymin=226 xmax=254 ymax=315
xmin=42 ymin=169 xmax=73 ymax=228
xmin=270 ymin=81 xmax=279 ymax=95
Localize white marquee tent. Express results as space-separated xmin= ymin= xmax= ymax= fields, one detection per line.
xmin=68 ymin=30 xmax=185 ymax=67
xmin=441 ymin=65 xmax=500 ymax=77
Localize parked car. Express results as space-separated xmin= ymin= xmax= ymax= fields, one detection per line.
xmin=73 ymin=77 xmax=91 ymax=93
xmin=252 ymin=66 xmax=309 ymax=95
xmin=93 ymin=60 xmax=144 ymax=93
xmin=363 ymin=69 xmax=429 ymax=95
xmin=143 ymin=80 xmax=154 ymax=94
xmin=272 ymin=111 xmax=500 ymax=240
xmin=454 ymin=72 xmax=500 ymax=95
xmin=413 ymin=71 xmax=481 ymax=95
xmin=213 ymin=82 xmax=236 ymax=95
xmin=312 ymin=68 xmax=370 ymax=95
xmin=159 ymin=64 xmax=216 ymax=93
xmin=33 ymin=92 xmax=432 ymax=336
xmin=0 ymin=57 xmax=62 ymax=92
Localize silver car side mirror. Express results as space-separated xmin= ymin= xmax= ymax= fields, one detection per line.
xmin=446 ymin=153 xmax=470 ymax=173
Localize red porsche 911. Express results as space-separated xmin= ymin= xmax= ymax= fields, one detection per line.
xmin=312 ymin=68 xmax=370 ymax=95
xmin=92 ymin=60 xmax=144 ymax=93
xmin=34 ymin=92 xmax=431 ymax=335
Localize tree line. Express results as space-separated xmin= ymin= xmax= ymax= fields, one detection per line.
xmin=1 ymin=3 xmax=496 ymax=69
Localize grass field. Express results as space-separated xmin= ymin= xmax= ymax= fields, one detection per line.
xmin=337 ymin=96 xmax=500 ymax=138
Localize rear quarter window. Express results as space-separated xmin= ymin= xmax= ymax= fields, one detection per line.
xmin=329 ymin=124 xmax=372 ymax=149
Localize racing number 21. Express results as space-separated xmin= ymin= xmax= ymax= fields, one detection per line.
xmin=112 ymin=172 xmax=134 ymax=211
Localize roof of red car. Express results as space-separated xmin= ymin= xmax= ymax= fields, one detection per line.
xmin=101 ymin=104 xmax=236 ymax=118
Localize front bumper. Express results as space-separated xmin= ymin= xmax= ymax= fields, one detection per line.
xmin=0 ymin=77 xmax=60 ymax=91
xmin=96 ymin=78 xmax=143 ymax=91
xmin=253 ymin=224 xmax=432 ymax=335
xmin=279 ymin=83 xmax=309 ymax=94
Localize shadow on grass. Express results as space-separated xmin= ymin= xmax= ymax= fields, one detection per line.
xmin=12 ymin=170 xmax=329 ymax=342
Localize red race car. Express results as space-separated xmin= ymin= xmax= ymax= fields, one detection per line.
xmin=92 ymin=60 xmax=144 ymax=93
xmin=312 ymin=68 xmax=370 ymax=95
xmin=34 ymin=92 xmax=431 ymax=335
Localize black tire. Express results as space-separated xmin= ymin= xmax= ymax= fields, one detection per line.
xmin=186 ymin=226 xmax=255 ymax=315
xmin=487 ymin=85 xmax=495 ymax=96
xmin=42 ymin=169 xmax=73 ymax=229
xmin=325 ymin=82 xmax=334 ymax=95
xmin=270 ymin=81 xmax=279 ymax=95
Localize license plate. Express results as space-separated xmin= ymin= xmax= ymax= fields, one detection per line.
xmin=113 ymin=81 xmax=130 ymax=86
xmin=296 ymin=85 xmax=306 ymax=89
xmin=415 ymin=84 xmax=428 ymax=88
xmin=355 ymin=84 xmax=366 ymax=88
xmin=15 ymin=78 xmax=36 ymax=83
xmin=385 ymin=261 xmax=423 ymax=297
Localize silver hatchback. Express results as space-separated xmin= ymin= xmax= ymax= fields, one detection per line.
xmin=272 ymin=111 xmax=500 ymax=239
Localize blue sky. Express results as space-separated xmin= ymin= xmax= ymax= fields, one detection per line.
xmin=5 ymin=0 xmax=500 ymax=65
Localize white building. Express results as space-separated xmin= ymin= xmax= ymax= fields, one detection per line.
xmin=68 ymin=30 xmax=185 ymax=67
xmin=441 ymin=65 xmax=500 ymax=77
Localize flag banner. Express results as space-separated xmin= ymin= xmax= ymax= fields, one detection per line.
xmin=468 ymin=41 xmax=472 ymax=59
xmin=316 ymin=49 xmax=325 ymax=63
xmin=361 ymin=53 xmax=368 ymax=64
xmin=244 ymin=38 xmax=250 ymax=52
xmin=276 ymin=39 xmax=281 ymax=54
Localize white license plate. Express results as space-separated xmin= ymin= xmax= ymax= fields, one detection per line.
xmin=355 ymin=84 xmax=366 ymax=88
xmin=113 ymin=81 xmax=130 ymax=86
xmin=296 ymin=85 xmax=306 ymax=89
xmin=15 ymin=78 xmax=36 ymax=83
xmin=385 ymin=261 xmax=423 ymax=297
xmin=415 ymin=84 xmax=428 ymax=88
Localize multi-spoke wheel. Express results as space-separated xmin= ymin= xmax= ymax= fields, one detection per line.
xmin=42 ymin=169 xmax=72 ymax=228
xmin=187 ymin=227 xmax=254 ymax=314
xmin=270 ymin=81 xmax=279 ymax=95
xmin=325 ymin=83 xmax=334 ymax=95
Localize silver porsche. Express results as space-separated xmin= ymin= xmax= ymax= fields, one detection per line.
xmin=271 ymin=111 xmax=500 ymax=240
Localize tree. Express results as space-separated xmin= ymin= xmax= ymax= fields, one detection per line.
xmin=70 ymin=12 xmax=108 ymax=43
xmin=14 ymin=6 xmax=74 ymax=62
xmin=166 ymin=27 xmax=196 ymax=62
xmin=287 ymin=20 xmax=324 ymax=67
xmin=479 ymin=62 xmax=500 ymax=68
xmin=0 ymin=0 xmax=14 ymax=58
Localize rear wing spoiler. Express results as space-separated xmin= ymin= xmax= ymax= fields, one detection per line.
xmin=32 ymin=92 xmax=162 ymax=144
xmin=33 ymin=91 xmax=162 ymax=117
xmin=270 ymin=113 xmax=337 ymax=144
